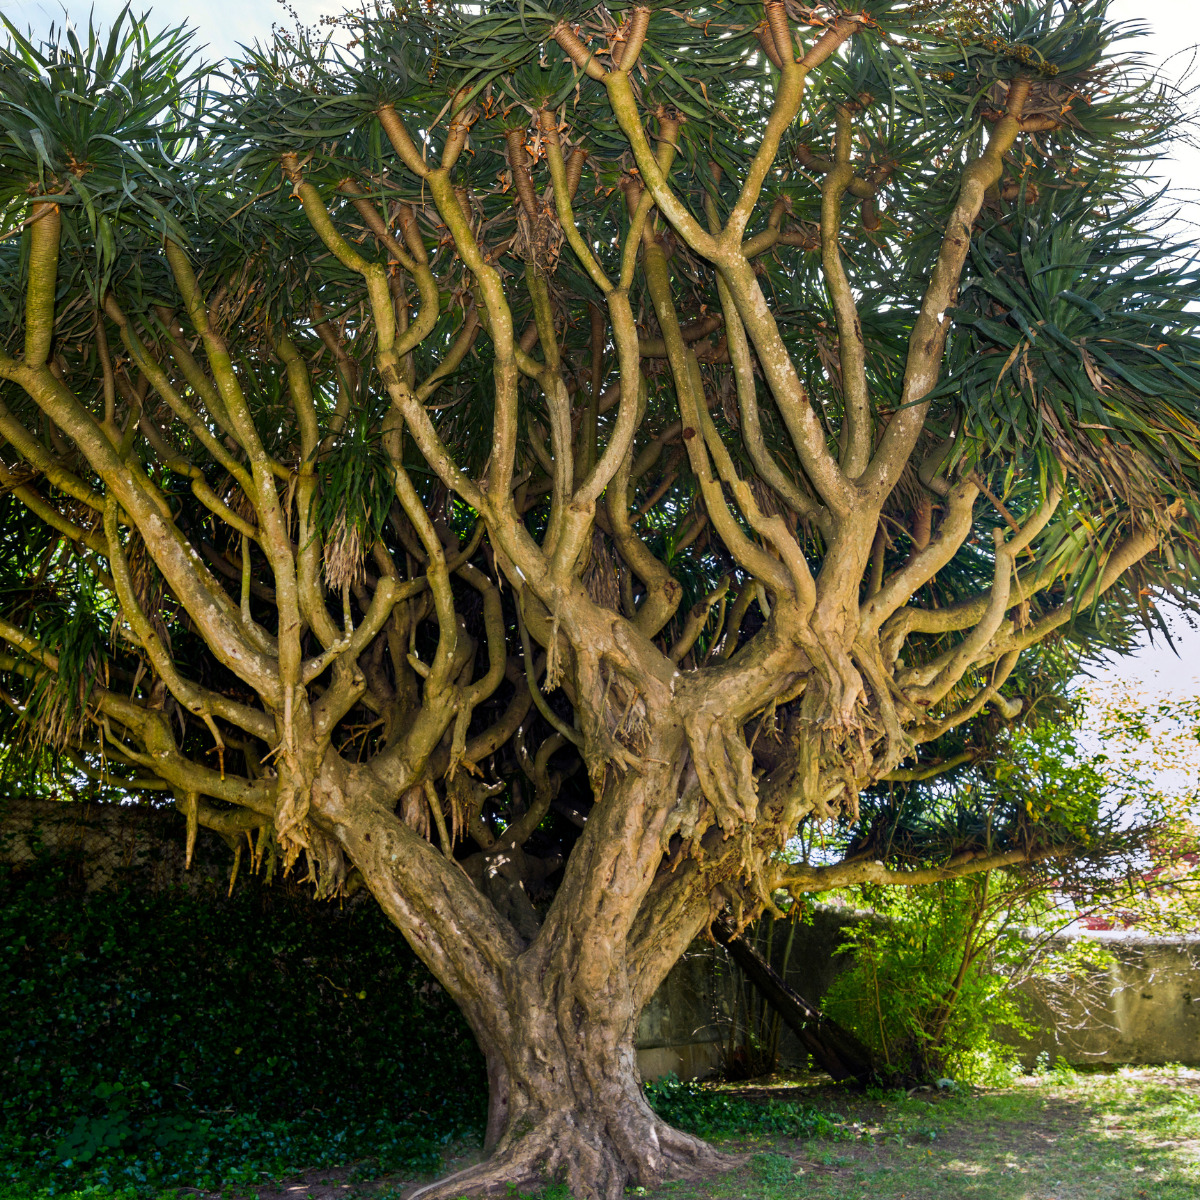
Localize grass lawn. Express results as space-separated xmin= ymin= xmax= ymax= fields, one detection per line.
xmin=640 ymin=1066 xmax=1200 ymax=1200
xmin=8 ymin=1067 xmax=1197 ymax=1200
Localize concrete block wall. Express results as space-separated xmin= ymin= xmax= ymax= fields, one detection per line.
xmin=634 ymin=943 xmax=733 ymax=1081
xmin=1008 ymin=932 xmax=1200 ymax=1067
xmin=6 ymin=801 xmax=1196 ymax=1076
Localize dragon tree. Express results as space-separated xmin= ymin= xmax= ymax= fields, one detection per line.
xmin=2 ymin=1 xmax=1199 ymax=1195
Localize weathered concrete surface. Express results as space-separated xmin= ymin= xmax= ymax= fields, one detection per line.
xmin=1007 ymin=932 xmax=1200 ymax=1067
xmin=0 ymin=796 xmax=233 ymax=890
xmin=634 ymin=943 xmax=731 ymax=1081
xmin=636 ymin=906 xmax=870 ymax=1080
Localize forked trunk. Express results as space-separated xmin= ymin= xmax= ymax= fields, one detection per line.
xmin=412 ymin=986 xmax=728 ymax=1200
xmin=323 ymin=775 xmax=732 ymax=1200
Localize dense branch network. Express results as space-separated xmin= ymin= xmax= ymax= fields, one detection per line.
xmin=0 ymin=0 xmax=1196 ymax=1025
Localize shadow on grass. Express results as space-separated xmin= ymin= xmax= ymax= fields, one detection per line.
xmin=646 ymin=1070 xmax=1200 ymax=1200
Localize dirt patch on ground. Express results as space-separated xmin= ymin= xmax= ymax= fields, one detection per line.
xmin=238 ymin=1169 xmax=368 ymax=1200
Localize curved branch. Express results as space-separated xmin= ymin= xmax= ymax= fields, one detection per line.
xmin=776 ymin=843 xmax=1074 ymax=894
xmin=865 ymin=481 xmax=979 ymax=646
xmin=913 ymin=650 xmax=1022 ymax=743
xmin=103 ymin=497 xmax=274 ymax=740
xmin=861 ymin=81 xmax=1032 ymax=499
xmin=821 ymin=107 xmax=871 ymax=478
xmin=669 ymin=576 xmax=729 ymax=665
xmin=516 ymin=602 xmax=582 ymax=748
xmin=882 ymin=750 xmax=979 ymax=783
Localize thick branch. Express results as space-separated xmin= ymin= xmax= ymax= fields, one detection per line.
xmin=776 ymin=844 xmax=1071 ymax=893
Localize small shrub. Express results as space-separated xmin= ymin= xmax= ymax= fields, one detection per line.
xmin=822 ymin=877 xmax=1031 ymax=1085
xmin=1050 ymin=1057 xmax=1079 ymax=1084
xmin=644 ymin=1075 xmax=849 ymax=1141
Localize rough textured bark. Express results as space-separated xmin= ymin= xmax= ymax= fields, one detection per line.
xmin=409 ymin=984 xmax=727 ymax=1200
xmin=1 ymin=4 xmax=1197 ymax=1197
xmin=319 ymin=762 xmax=732 ymax=1197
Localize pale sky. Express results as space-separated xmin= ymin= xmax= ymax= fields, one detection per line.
xmin=5 ymin=0 xmax=1200 ymax=702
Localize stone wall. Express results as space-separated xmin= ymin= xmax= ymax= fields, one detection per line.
xmin=9 ymin=800 xmax=1194 ymax=1076
xmin=0 ymin=796 xmax=231 ymax=891
xmin=0 ymin=798 xmax=732 ymax=1079
xmin=1007 ymin=931 xmax=1200 ymax=1068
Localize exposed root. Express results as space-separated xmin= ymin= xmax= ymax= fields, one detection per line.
xmin=407 ymin=1114 xmax=734 ymax=1200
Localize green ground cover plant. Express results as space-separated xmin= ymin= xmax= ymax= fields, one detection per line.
xmin=644 ymin=1076 xmax=855 ymax=1142
xmin=638 ymin=1067 xmax=1200 ymax=1200
xmin=6 ymin=1068 xmax=1195 ymax=1199
xmin=0 ymin=859 xmax=487 ymax=1196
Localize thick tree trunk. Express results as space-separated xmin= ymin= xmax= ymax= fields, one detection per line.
xmin=319 ymin=772 xmax=732 ymax=1200
xmin=411 ymin=991 xmax=729 ymax=1200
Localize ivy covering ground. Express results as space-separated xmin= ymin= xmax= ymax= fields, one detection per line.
xmin=643 ymin=1075 xmax=854 ymax=1142
xmin=0 ymin=858 xmax=487 ymax=1195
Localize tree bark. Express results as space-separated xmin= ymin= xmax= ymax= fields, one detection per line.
xmin=318 ymin=764 xmax=732 ymax=1200
xmin=412 ymin=988 xmax=728 ymax=1200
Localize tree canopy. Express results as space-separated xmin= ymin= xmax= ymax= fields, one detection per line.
xmin=2 ymin=2 xmax=1199 ymax=1195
